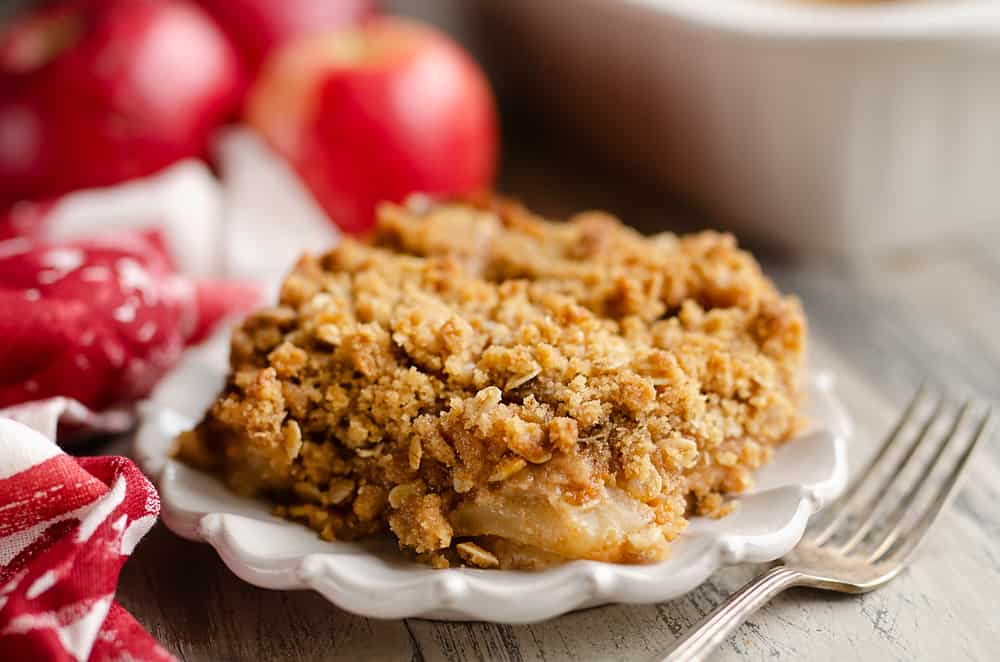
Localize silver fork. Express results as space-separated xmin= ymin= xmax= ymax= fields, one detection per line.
xmin=658 ymin=385 xmax=993 ymax=662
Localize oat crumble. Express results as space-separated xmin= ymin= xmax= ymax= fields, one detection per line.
xmin=175 ymin=197 xmax=807 ymax=569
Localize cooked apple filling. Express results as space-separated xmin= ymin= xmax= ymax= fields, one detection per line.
xmin=175 ymin=197 xmax=806 ymax=568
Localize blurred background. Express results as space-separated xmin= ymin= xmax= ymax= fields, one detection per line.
xmin=6 ymin=0 xmax=1000 ymax=258
xmin=396 ymin=0 xmax=1000 ymax=258
xmin=0 ymin=0 xmax=696 ymax=244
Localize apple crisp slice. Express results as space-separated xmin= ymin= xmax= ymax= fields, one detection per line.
xmin=176 ymin=197 xmax=806 ymax=568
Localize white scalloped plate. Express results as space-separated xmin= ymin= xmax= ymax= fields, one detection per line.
xmin=135 ymin=329 xmax=850 ymax=623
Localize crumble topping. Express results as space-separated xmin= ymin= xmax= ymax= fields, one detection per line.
xmin=176 ymin=197 xmax=806 ymax=568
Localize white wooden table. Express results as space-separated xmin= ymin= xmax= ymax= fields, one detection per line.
xmin=109 ymin=140 xmax=1000 ymax=662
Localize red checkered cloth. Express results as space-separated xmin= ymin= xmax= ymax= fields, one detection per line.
xmin=0 ymin=418 xmax=175 ymax=661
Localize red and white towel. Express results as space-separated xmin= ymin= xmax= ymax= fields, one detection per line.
xmin=0 ymin=130 xmax=341 ymax=660
xmin=0 ymin=418 xmax=174 ymax=662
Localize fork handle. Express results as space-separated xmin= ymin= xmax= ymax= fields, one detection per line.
xmin=658 ymin=566 xmax=803 ymax=662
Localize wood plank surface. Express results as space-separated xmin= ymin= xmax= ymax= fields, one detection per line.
xmin=111 ymin=141 xmax=1000 ymax=662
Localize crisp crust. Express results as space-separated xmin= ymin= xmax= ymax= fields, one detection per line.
xmin=176 ymin=198 xmax=807 ymax=568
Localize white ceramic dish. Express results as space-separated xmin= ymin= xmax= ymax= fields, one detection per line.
xmin=135 ymin=329 xmax=850 ymax=622
xmin=433 ymin=0 xmax=1000 ymax=256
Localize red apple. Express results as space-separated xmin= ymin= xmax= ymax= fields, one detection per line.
xmin=246 ymin=17 xmax=498 ymax=233
xmin=0 ymin=0 xmax=243 ymax=206
xmin=197 ymin=0 xmax=377 ymax=72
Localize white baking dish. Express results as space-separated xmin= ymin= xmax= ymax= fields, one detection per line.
xmin=422 ymin=0 xmax=1000 ymax=255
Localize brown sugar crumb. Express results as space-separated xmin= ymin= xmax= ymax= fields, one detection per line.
xmin=456 ymin=542 xmax=501 ymax=569
xmin=389 ymin=492 xmax=453 ymax=553
xmin=176 ymin=197 xmax=807 ymax=568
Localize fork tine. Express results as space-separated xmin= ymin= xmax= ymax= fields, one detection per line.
xmin=810 ymin=384 xmax=934 ymax=545
xmin=835 ymin=396 xmax=952 ymax=554
xmin=868 ymin=405 xmax=992 ymax=566
xmin=849 ymin=401 xmax=972 ymax=556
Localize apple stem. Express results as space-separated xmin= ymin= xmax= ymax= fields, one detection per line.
xmin=1 ymin=10 xmax=84 ymax=75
